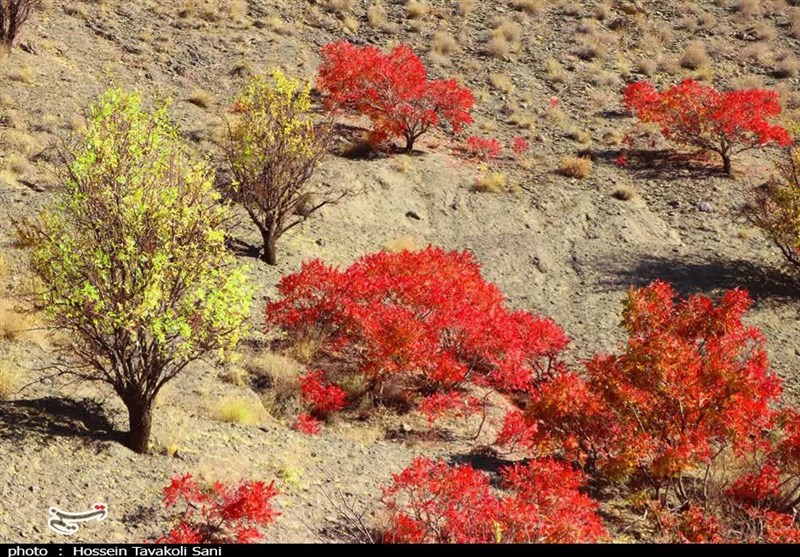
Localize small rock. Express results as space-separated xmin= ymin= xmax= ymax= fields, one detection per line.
xmin=697 ymin=201 xmax=716 ymax=213
xmin=405 ymin=210 xmax=421 ymax=221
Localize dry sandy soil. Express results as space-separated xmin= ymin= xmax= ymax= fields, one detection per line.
xmin=2 ymin=0 xmax=800 ymax=543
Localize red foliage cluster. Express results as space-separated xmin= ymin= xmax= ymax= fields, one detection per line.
xmin=381 ymin=457 xmax=605 ymax=543
xmin=623 ymin=79 xmax=792 ymax=174
xmin=153 ymin=474 xmax=279 ymax=543
xmin=728 ymin=465 xmax=783 ymax=509
xmin=292 ymin=413 xmax=321 ymax=435
xmin=511 ymin=136 xmax=531 ymax=156
xmin=464 ymin=135 xmax=503 ymax=160
xmin=656 ymin=506 xmax=725 ymax=544
xmin=723 ymin=411 xmax=800 ymax=533
xmin=266 ymin=248 xmax=569 ymax=401
xmin=298 ymin=370 xmax=348 ymax=418
xmin=318 ymin=41 xmax=474 ymax=153
xmin=520 ymin=281 xmax=782 ymax=482
xmin=496 ymin=409 xmax=539 ymax=453
xmin=417 ymin=392 xmax=483 ymax=426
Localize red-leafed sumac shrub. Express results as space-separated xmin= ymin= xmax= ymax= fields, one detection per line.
xmin=623 ymin=79 xmax=792 ymax=174
xmin=381 ymin=457 xmax=605 ymax=543
xmin=318 ymin=41 xmax=474 ymax=153
xmin=519 ymin=281 xmax=782 ymax=488
xmin=293 ymin=412 xmax=321 ymax=435
xmin=465 ymin=135 xmax=503 ymax=160
xmin=265 ymin=248 xmax=569 ymax=406
xmin=153 ymin=474 xmax=279 ymax=543
xmin=652 ymin=506 xmax=725 ymax=544
xmin=299 ymin=370 xmax=348 ymax=418
xmin=511 ymin=136 xmax=531 ymax=156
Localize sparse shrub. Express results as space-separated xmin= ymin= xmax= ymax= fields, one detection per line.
xmin=266 ymin=248 xmax=569 ymax=405
xmin=560 ymin=156 xmax=592 ymax=178
xmin=318 ymin=41 xmax=474 ymax=153
xmin=153 ymin=473 xmax=279 ymax=543
xmin=624 ymin=79 xmax=792 ymax=174
xmin=0 ymin=0 xmax=39 ymax=55
xmin=464 ymin=135 xmax=503 ymax=160
xmin=222 ymin=70 xmax=336 ymax=265
xmin=30 ymin=89 xmax=252 ymax=453
xmin=744 ymin=148 xmax=800 ymax=269
xmin=381 ymin=457 xmax=606 ymax=543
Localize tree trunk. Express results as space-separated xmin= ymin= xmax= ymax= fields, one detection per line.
xmin=125 ymin=399 xmax=153 ymax=454
xmin=721 ymin=152 xmax=732 ymax=175
xmin=404 ymin=135 xmax=415 ymax=154
xmin=260 ymin=228 xmax=278 ymax=265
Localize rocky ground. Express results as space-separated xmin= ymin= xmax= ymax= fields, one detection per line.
xmin=2 ymin=0 xmax=800 ymax=543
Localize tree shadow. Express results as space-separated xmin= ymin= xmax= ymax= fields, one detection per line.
xmin=225 ymin=236 xmax=261 ymax=259
xmin=594 ymin=148 xmax=726 ymax=181
xmin=598 ymin=253 xmax=799 ymax=302
xmin=0 ymin=397 xmax=122 ymax=445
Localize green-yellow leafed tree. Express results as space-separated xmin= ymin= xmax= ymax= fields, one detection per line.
xmin=222 ymin=70 xmax=340 ymax=265
xmin=30 ymin=89 xmax=252 ymax=453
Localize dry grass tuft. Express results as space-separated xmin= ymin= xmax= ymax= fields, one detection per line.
xmin=8 ymin=66 xmax=34 ymax=84
xmin=560 ymin=156 xmax=592 ymax=179
xmin=214 ymin=397 xmax=264 ymax=426
xmin=489 ymin=73 xmax=514 ymax=93
xmin=457 ymin=0 xmax=474 ymax=16
xmin=512 ymin=0 xmax=544 ymax=14
xmin=367 ymin=3 xmax=387 ymax=26
xmin=681 ymin=41 xmax=709 ymax=69
xmin=0 ymin=299 xmax=36 ymax=342
xmin=612 ymin=185 xmax=636 ymax=201
xmin=246 ymin=351 xmax=305 ymax=419
xmin=544 ymin=58 xmax=566 ymax=83
xmin=406 ymin=0 xmax=430 ymax=18
xmin=384 ymin=235 xmax=421 ymax=253
xmin=0 ymin=354 xmax=21 ymax=400
xmin=431 ymin=30 xmax=458 ymax=56
xmin=474 ymin=172 xmax=509 ymax=193
xmin=187 ymin=89 xmax=213 ymax=108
